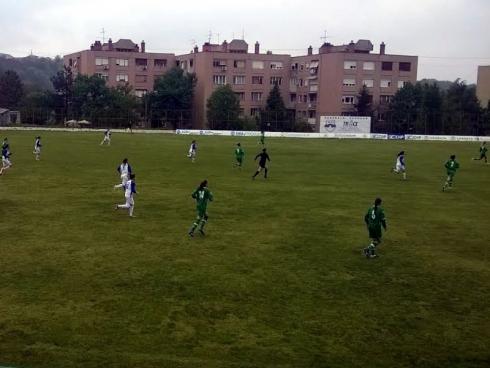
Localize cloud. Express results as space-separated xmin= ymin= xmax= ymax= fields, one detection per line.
xmin=0 ymin=0 xmax=489 ymax=82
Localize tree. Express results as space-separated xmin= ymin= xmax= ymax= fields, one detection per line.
xmin=0 ymin=70 xmax=24 ymax=109
xmin=262 ymin=83 xmax=291 ymax=131
xmin=443 ymin=79 xmax=481 ymax=135
xmin=390 ymin=82 xmax=423 ymax=133
xmin=50 ymin=66 xmax=73 ymax=122
xmin=148 ymin=67 xmax=196 ymax=128
xmin=206 ymin=84 xmax=241 ymax=129
xmin=355 ymin=85 xmax=373 ymax=116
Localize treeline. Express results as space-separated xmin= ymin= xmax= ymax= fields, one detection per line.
xmin=356 ymin=80 xmax=489 ymax=135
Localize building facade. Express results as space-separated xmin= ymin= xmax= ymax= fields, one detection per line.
xmin=64 ymin=38 xmax=418 ymax=130
xmin=476 ymin=65 xmax=490 ymax=109
xmin=64 ymin=39 xmax=175 ymax=98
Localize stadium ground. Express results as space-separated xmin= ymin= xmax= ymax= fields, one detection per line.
xmin=0 ymin=131 xmax=489 ymax=368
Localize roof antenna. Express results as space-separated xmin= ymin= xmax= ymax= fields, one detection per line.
xmin=101 ymin=28 xmax=106 ymax=43
xmin=242 ymin=28 xmax=245 ymax=40
xmin=320 ymin=30 xmax=329 ymax=44
xmin=207 ymin=30 xmax=212 ymax=43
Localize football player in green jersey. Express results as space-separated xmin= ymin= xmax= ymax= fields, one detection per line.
xmin=363 ymin=198 xmax=387 ymax=258
xmin=260 ymin=130 xmax=265 ymax=146
xmin=443 ymin=154 xmax=460 ymax=191
xmin=188 ymin=180 xmax=214 ymax=237
xmin=472 ymin=141 xmax=488 ymax=163
xmin=234 ymin=143 xmax=245 ymax=168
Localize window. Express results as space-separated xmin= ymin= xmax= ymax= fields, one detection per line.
xmin=270 ymin=61 xmax=283 ymax=69
xmin=116 ymin=59 xmax=128 ymax=67
xmin=380 ymin=95 xmax=393 ymax=104
xmin=235 ymin=92 xmax=245 ymax=101
xmin=116 ymin=74 xmax=129 ymax=82
xmin=344 ymin=61 xmax=357 ymax=70
xmin=290 ymin=78 xmax=297 ymax=88
xmin=233 ymin=75 xmax=246 ymax=85
xmin=234 ymin=60 xmax=246 ymax=68
xmin=342 ymin=96 xmax=355 ymax=104
xmin=135 ymin=58 xmax=147 ymax=66
xmin=251 ymin=92 xmax=262 ymax=101
xmin=252 ymin=61 xmax=264 ymax=69
xmin=154 ymin=59 xmax=167 ymax=68
xmin=300 ymin=63 xmax=305 ymax=71
xmin=291 ymin=63 xmax=298 ymax=70
xmin=380 ymin=80 xmax=392 ymax=88
xmin=251 ymin=108 xmax=260 ymax=117
xmin=213 ymin=75 xmax=226 ymax=85
xmin=270 ymin=76 xmax=282 ymax=85
xmin=95 ymin=72 xmax=109 ymax=81
xmin=398 ymin=80 xmax=409 ymax=89
xmin=252 ymin=76 xmax=263 ymax=84
xmin=95 ymin=57 xmax=109 ymax=66
xmin=299 ymin=79 xmax=304 ymax=86
xmin=135 ymin=89 xmax=147 ymax=98
xmin=213 ymin=59 xmax=226 ymax=67
xmin=343 ymin=78 xmax=356 ymax=87
xmin=362 ymin=79 xmax=374 ymax=88
xmin=309 ymin=110 xmax=316 ymax=118
xmin=298 ymin=94 xmax=308 ymax=103
xmin=382 ymin=61 xmax=393 ymax=71
xmin=290 ymin=93 xmax=297 ymax=103
xmin=363 ymin=61 xmax=375 ymax=70
xmin=309 ymin=93 xmax=317 ymax=103
xmin=135 ymin=75 xmax=147 ymax=83
xmin=399 ymin=62 xmax=411 ymax=72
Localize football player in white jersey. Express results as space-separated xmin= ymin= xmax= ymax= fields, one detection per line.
xmin=187 ymin=140 xmax=197 ymax=162
xmin=114 ymin=158 xmax=132 ymax=190
xmin=33 ymin=136 xmax=42 ymax=160
xmin=391 ymin=151 xmax=407 ymax=180
xmin=115 ymin=173 xmax=137 ymax=217
xmin=100 ymin=129 xmax=111 ymax=146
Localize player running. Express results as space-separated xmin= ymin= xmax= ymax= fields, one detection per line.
xmin=363 ymin=198 xmax=387 ymax=259
xmin=33 ymin=136 xmax=42 ymax=160
xmin=0 ymin=146 xmax=12 ymax=175
xmin=260 ymin=130 xmax=265 ymax=146
xmin=100 ymin=129 xmax=111 ymax=146
xmin=442 ymin=154 xmax=460 ymax=192
xmin=187 ymin=140 xmax=197 ymax=162
xmin=188 ymin=180 xmax=213 ymax=237
xmin=2 ymin=137 xmax=8 ymax=150
xmin=114 ymin=158 xmax=132 ymax=190
xmin=252 ymin=148 xmax=270 ymax=179
xmin=472 ymin=141 xmax=488 ymax=164
xmin=115 ymin=173 xmax=137 ymax=217
xmin=234 ymin=143 xmax=245 ymax=168
xmin=391 ymin=151 xmax=406 ymax=180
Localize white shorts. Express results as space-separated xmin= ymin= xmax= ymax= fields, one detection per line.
xmin=188 ymin=150 xmax=196 ymax=157
xmin=2 ymin=158 xmax=11 ymax=167
xmin=121 ymin=174 xmax=129 ymax=185
xmin=34 ymin=148 xmax=41 ymax=154
xmin=125 ymin=196 xmax=134 ymax=207
xmin=395 ymin=163 xmax=405 ymax=172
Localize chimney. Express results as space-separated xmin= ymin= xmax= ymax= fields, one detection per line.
xmin=222 ymin=40 xmax=228 ymax=52
xmin=307 ymin=45 xmax=313 ymax=55
xmin=108 ymin=38 xmax=113 ymax=51
xmin=380 ymin=42 xmax=386 ymax=55
xmin=141 ymin=40 xmax=146 ymax=53
xmin=254 ymin=41 xmax=260 ymax=54
xmin=193 ymin=45 xmax=199 ymax=53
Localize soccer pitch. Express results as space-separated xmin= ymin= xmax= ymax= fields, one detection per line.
xmin=0 ymin=131 xmax=489 ymax=368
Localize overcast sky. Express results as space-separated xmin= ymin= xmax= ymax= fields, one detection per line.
xmin=0 ymin=0 xmax=489 ymax=82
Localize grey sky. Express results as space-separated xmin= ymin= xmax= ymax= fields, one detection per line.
xmin=1 ymin=0 xmax=489 ymax=82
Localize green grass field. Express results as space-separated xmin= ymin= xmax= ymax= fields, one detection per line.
xmin=0 ymin=131 xmax=489 ymax=368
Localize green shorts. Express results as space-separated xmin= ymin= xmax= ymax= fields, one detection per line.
xmin=236 ymin=157 xmax=243 ymax=164
xmin=368 ymin=226 xmax=382 ymax=240
xmin=197 ymin=207 xmax=208 ymax=218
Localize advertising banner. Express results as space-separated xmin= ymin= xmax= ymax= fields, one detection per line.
xmin=319 ymin=116 xmax=371 ymax=134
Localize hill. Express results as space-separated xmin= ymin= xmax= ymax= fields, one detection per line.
xmin=0 ymin=53 xmax=63 ymax=91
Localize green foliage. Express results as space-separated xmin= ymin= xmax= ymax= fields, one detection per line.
xmin=148 ymin=67 xmax=196 ymax=128
xmin=0 ymin=70 xmax=24 ymax=109
xmin=1 ymin=131 xmax=490 ymax=367
xmin=261 ymin=83 xmax=292 ymax=131
xmin=0 ymin=54 xmax=63 ymax=91
xmin=355 ymin=85 xmax=373 ymax=116
xmin=206 ymin=84 xmax=241 ymax=129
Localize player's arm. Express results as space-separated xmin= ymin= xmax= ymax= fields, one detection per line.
xmin=191 ymin=189 xmax=198 ymax=199
xmin=267 ymin=154 xmax=271 ymax=162
xmin=131 ymin=182 xmax=137 ymax=194
xmin=254 ymin=154 xmax=260 ymax=161
xmin=381 ymin=211 xmax=387 ymax=230
xmin=208 ymin=191 xmax=214 ymax=202
xmin=128 ymin=165 xmax=132 ymax=174
xmin=117 ymin=165 xmax=121 ymax=173
xmin=364 ymin=211 xmax=369 ymax=226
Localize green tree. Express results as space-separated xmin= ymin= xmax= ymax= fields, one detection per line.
xmin=50 ymin=66 xmax=73 ymax=122
xmin=71 ymin=74 xmax=111 ymax=125
xmin=0 ymin=70 xmax=24 ymax=109
xmin=148 ymin=67 xmax=196 ymax=128
xmin=420 ymin=82 xmax=443 ymax=134
xmin=262 ymin=83 xmax=291 ymax=131
xmin=355 ymin=85 xmax=372 ymax=116
xmin=206 ymin=84 xmax=241 ymax=129
xmin=443 ymin=79 xmax=481 ymax=134
xmin=390 ymin=82 xmax=423 ymax=133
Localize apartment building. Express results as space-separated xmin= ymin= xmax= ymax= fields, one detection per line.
xmin=476 ymin=65 xmax=490 ymax=108
xmin=177 ymin=40 xmax=291 ymax=129
xmin=63 ymin=39 xmax=175 ymax=97
xmin=64 ymin=38 xmax=418 ymax=130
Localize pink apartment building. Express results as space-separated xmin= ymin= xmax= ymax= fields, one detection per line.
xmin=64 ymin=38 xmax=418 ymax=130
xmin=64 ymin=39 xmax=175 ymax=98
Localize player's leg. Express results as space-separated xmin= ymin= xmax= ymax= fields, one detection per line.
xmin=402 ymin=167 xmax=407 ymax=180
xmin=264 ymin=166 xmax=268 ymax=178
xmin=189 ymin=213 xmax=202 ymax=236
xmin=198 ymin=213 xmax=209 ymax=235
xmin=252 ymin=166 xmax=262 ymax=179
xmin=129 ymin=197 xmax=134 ymax=217
xmin=117 ymin=196 xmax=131 ymax=210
